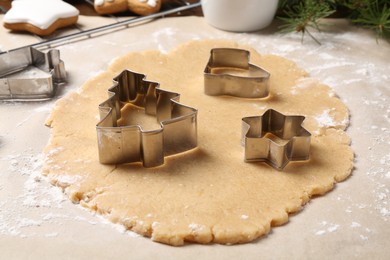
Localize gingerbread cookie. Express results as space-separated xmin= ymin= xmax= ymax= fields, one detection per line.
xmin=94 ymin=0 xmax=162 ymax=16
xmin=3 ymin=0 xmax=79 ymax=36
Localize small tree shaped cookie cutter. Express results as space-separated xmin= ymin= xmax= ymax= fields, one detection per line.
xmin=96 ymin=70 xmax=198 ymax=168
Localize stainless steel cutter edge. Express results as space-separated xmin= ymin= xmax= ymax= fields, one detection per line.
xmin=242 ymin=109 xmax=311 ymax=170
xmin=0 ymin=46 xmax=66 ymax=100
xmin=204 ymin=48 xmax=270 ymax=98
xmin=96 ymin=69 xmax=198 ymax=168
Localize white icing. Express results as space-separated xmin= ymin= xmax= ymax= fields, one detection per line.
xmin=95 ymin=0 xmax=104 ymax=6
xmin=95 ymin=0 xmax=114 ymax=5
xmin=138 ymin=0 xmax=157 ymax=8
xmin=3 ymin=0 xmax=79 ymax=30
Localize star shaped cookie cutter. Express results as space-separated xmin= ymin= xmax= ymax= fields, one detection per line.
xmin=0 ymin=46 xmax=66 ymax=100
xmin=242 ymin=109 xmax=311 ymax=170
xmin=96 ymin=70 xmax=198 ymax=168
xmin=204 ymin=48 xmax=270 ymax=98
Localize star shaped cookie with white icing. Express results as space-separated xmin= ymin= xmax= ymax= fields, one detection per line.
xmin=3 ymin=0 xmax=79 ymax=36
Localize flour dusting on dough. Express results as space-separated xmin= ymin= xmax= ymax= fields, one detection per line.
xmin=315 ymin=109 xmax=337 ymax=127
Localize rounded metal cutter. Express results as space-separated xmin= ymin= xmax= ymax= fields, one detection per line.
xmin=204 ymin=48 xmax=270 ymax=98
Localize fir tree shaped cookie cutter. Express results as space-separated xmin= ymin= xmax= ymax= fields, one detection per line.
xmin=96 ymin=70 xmax=198 ymax=168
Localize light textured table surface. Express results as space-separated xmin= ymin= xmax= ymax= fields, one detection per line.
xmin=0 ymin=15 xmax=389 ymax=259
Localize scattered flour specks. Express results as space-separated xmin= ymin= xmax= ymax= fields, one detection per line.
xmin=0 ymin=152 xmax=65 ymax=237
xmin=365 ymin=152 xmax=390 ymax=221
xmin=351 ymin=222 xmax=361 ymax=228
xmin=0 ymin=151 xmax=113 ymax=238
xmin=152 ymin=27 xmax=177 ymax=54
xmin=380 ymin=208 xmax=390 ymax=218
xmin=290 ymin=78 xmax=317 ymax=95
xmin=52 ymin=174 xmax=83 ymax=186
xmin=315 ymin=230 xmax=326 ymax=236
xmin=241 ymin=215 xmax=249 ymax=220
xmin=87 ymin=69 xmax=105 ymax=79
xmin=152 ymin=221 xmax=159 ymax=229
xmin=45 ymin=232 xmax=59 ymax=238
xmin=327 ymin=224 xmax=340 ymax=233
xmin=313 ymin=220 xmax=371 ymax=241
xmin=314 ymin=109 xmax=336 ymax=127
xmin=314 ymin=221 xmax=340 ymax=236
xmin=189 ymin=223 xmax=205 ymax=232
xmin=310 ymin=61 xmax=356 ymax=71
xmin=33 ymin=104 xmax=54 ymax=113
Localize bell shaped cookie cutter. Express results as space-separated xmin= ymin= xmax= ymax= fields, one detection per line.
xmin=97 ymin=70 xmax=198 ymax=168
xmin=0 ymin=47 xmax=66 ymax=100
xmin=204 ymin=48 xmax=270 ymax=98
xmin=242 ymin=109 xmax=311 ymax=170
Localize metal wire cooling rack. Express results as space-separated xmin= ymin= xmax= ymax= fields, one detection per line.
xmin=0 ymin=0 xmax=201 ymax=53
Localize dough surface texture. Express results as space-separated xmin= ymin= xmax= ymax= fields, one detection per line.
xmin=44 ymin=40 xmax=353 ymax=246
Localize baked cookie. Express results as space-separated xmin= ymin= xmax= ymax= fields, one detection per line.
xmin=94 ymin=0 xmax=162 ymax=16
xmin=3 ymin=0 xmax=79 ymax=36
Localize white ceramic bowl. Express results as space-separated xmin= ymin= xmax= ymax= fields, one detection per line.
xmin=201 ymin=0 xmax=279 ymax=32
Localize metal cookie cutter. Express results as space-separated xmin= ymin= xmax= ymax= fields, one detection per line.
xmin=0 ymin=47 xmax=66 ymax=100
xmin=97 ymin=70 xmax=198 ymax=168
xmin=242 ymin=109 xmax=311 ymax=170
xmin=204 ymin=48 xmax=270 ymax=98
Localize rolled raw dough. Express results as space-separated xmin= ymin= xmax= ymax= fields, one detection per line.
xmin=43 ymin=40 xmax=353 ymax=246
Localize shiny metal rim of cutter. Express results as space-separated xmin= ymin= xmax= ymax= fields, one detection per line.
xmin=0 ymin=46 xmax=66 ymax=100
xmin=204 ymin=48 xmax=270 ymax=98
xmin=242 ymin=109 xmax=311 ymax=170
xmin=97 ymin=69 xmax=198 ymax=168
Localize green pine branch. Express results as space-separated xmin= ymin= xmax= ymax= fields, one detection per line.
xmin=278 ymin=0 xmax=390 ymax=44
xmin=278 ymin=0 xmax=335 ymax=44
xmin=346 ymin=0 xmax=390 ymax=40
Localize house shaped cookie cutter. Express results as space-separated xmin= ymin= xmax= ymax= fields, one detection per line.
xmin=0 ymin=47 xmax=66 ymax=100
xmin=242 ymin=109 xmax=311 ymax=170
xmin=97 ymin=70 xmax=198 ymax=168
xmin=204 ymin=48 xmax=270 ymax=98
